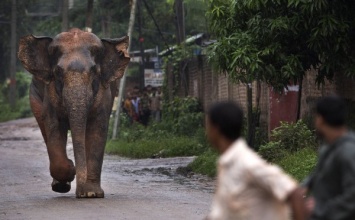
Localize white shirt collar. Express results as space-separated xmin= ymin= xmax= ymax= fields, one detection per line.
xmin=219 ymin=138 xmax=248 ymax=166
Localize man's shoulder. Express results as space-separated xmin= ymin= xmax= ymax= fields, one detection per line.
xmin=219 ymin=139 xmax=265 ymax=168
xmin=336 ymin=132 xmax=355 ymax=161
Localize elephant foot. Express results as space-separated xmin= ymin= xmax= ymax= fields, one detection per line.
xmin=76 ymin=183 xmax=104 ymax=198
xmin=51 ymin=179 xmax=71 ymax=193
xmin=50 ymin=159 xmax=76 ymax=183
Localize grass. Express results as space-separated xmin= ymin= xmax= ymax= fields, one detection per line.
xmin=276 ymin=147 xmax=317 ymax=181
xmin=187 ymin=147 xmax=317 ymax=181
xmin=187 ymin=150 xmax=218 ymax=177
xmin=107 ymin=115 xmax=318 ymax=181
xmin=106 ymin=136 xmax=206 ymax=159
xmin=107 ymin=129 xmax=317 ymax=181
xmin=0 ymin=95 xmax=32 ymax=122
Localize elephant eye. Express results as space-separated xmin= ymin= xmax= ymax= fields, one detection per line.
xmin=54 ymin=66 xmax=64 ymax=77
xmin=117 ymin=51 xmax=124 ymax=57
xmin=90 ymin=65 xmax=97 ymax=74
xmin=56 ymin=65 xmax=63 ymax=72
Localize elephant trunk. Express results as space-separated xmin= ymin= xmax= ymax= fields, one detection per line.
xmin=63 ymin=82 xmax=93 ymax=184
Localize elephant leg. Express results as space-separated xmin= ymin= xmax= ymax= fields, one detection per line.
xmin=43 ymin=113 xmax=75 ymax=193
xmin=30 ymin=87 xmax=73 ymax=193
xmin=29 ymin=86 xmax=48 ymax=144
xmin=75 ymin=115 xmax=107 ymax=198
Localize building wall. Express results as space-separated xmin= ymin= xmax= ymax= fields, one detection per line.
xmin=300 ymin=69 xmax=355 ymax=118
xmin=167 ymin=56 xmax=355 ymax=132
xmin=171 ymin=56 xmax=270 ymax=129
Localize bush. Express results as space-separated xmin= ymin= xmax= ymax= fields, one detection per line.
xmin=258 ymin=141 xmax=288 ymax=162
xmin=107 ymin=97 xmax=206 ymax=159
xmin=0 ymin=72 xmax=32 ymax=122
xmin=271 ymin=120 xmax=317 ymax=151
xmin=258 ymin=120 xmax=318 ymax=181
xmin=187 ymin=150 xmax=218 ymax=177
xmin=162 ymin=96 xmax=203 ymax=136
xmin=259 ymin=120 xmax=316 ymax=162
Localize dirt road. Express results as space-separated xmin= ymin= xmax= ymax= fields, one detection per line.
xmin=0 ymin=118 xmax=214 ymax=220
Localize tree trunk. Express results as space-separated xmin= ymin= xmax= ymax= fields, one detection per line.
xmin=246 ymin=82 xmax=261 ymax=149
xmin=296 ymin=75 xmax=303 ymax=120
xmin=101 ymin=15 xmax=106 ymax=37
xmin=9 ymin=0 xmax=17 ymax=109
xmin=85 ymin=0 xmax=94 ymax=32
xmin=62 ymin=0 xmax=69 ymax=31
xmin=247 ymin=83 xmax=253 ymax=146
xmin=138 ymin=0 xmax=145 ymax=88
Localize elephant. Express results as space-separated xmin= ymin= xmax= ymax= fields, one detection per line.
xmin=18 ymin=28 xmax=130 ymax=198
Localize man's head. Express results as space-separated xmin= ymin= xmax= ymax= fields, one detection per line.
xmin=146 ymin=85 xmax=152 ymax=92
xmin=315 ymin=96 xmax=347 ymax=142
xmin=206 ymin=102 xmax=244 ymax=152
xmin=126 ymin=92 xmax=131 ymax=100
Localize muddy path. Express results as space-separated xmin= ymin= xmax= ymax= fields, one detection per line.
xmin=0 ymin=118 xmax=214 ymax=220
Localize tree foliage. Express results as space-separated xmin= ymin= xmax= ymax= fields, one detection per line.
xmin=207 ymin=0 xmax=355 ymax=90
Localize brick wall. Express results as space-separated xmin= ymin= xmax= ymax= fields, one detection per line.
xmin=335 ymin=73 xmax=355 ymax=100
xmin=168 ymin=56 xmax=270 ymax=128
xmin=165 ymin=56 xmax=355 ymax=132
xmin=300 ymin=69 xmax=355 ymax=118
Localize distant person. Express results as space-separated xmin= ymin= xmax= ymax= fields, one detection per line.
xmin=123 ymin=93 xmax=133 ymax=124
xmin=140 ymin=90 xmax=151 ymax=126
xmin=302 ymin=96 xmax=355 ymax=220
xmin=131 ymin=93 xmax=140 ymax=122
xmin=156 ymin=86 xmax=163 ymax=119
xmin=205 ymin=102 xmax=305 ymax=220
xmin=150 ymin=88 xmax=161 ymax=122
xmin=146 ymin=85 xmax=153 ymax=96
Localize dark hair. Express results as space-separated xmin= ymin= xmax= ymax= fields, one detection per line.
xmin=316 ymin=96 xmax=347 ymax=127
xmin=208 ymin=101 xmax=244 ymax=140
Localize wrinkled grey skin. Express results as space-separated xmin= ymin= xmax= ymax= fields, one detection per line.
xmin=18 ymin=28 xmax=130 ymax=198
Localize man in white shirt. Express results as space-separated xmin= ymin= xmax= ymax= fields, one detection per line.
xmin=205 ymin=102 xmax=306 ymax=220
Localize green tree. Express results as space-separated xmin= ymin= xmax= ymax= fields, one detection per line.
xmin=207 ymin=0 xmax=355 ymax=88
xmin=206 ymin=0 xmax=355 ymax=146
xmin=0 ymin=0 xmax=36 ymax=82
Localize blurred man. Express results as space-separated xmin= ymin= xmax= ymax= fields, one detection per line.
xmin=302 ymin=96 xmax=355 ymax=220
xmin=206 ymin=102 xmax=305 ymax=220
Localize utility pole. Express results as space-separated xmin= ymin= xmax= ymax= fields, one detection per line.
xmin=85 ymin=0 xmax=94 ymax=32
xmin=62 ymin=0 xmax=69 ymax=31
xmin=174 ymin=0 xmax=186 ymax=94
xmin=174 ymin=0 xmax=185 ymax=44
xmin=9 ymin=0 xmax=17 ymax=109
xmin=112 ymin=0 xmax=137 ymax=139
xmin=138 ymin=0 xmax=145 ymax=88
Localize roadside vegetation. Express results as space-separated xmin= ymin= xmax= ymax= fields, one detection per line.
xmin=107 ymin=97 xmax=209 ymax=158
xmin=107 ymin=97 xmax=318 ymax=182
xmin=0 ymin=72 xmax=32 ymax=122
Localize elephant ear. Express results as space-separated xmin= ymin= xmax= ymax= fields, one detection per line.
xmin=18 ymin=35 xmax=53 ymax=84
xmin=101 ymin=36 xmax=130 ymax=88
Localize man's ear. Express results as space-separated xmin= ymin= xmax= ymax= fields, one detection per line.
xmin=101 ymin=36 xmax=130 ymax=88
xmin=18 ymin=35 xmax=53 ymax=84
